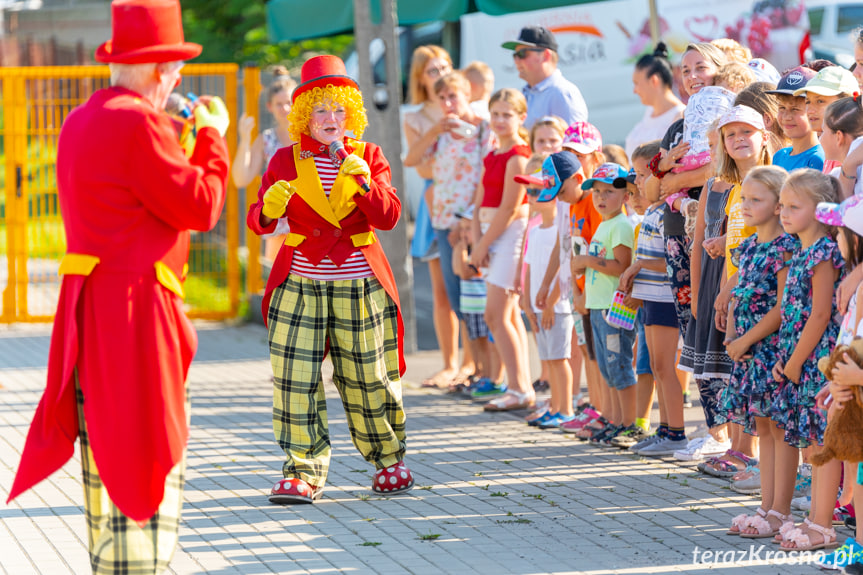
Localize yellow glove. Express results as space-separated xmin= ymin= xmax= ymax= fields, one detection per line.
xmin=262 ymin=180 xmax=295 ymax=220
xmin=340 ymin=154 xmax=371 ymax=178
xmin=194 ymin=97 xmax=230 ymax=137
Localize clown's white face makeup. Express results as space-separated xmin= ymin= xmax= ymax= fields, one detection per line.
xmin=309 ymin=98 xmax=347 ymax=145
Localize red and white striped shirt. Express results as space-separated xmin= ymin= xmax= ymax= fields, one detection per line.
xmin=290 ymin=156 xmax=375 ymax=281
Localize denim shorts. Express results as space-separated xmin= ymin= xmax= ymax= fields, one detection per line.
xmin=643 ymin=300 xmax=679 ymax=328
xmin=589 ymin=308 xmax=637 ymax=390
xmin=434 ymin=227 xmax=462 ymax=321
xmin=635 ymin=309 xmax=651 ymax=376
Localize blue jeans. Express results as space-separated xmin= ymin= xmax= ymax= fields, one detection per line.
xmin=635 ymin=309 xmax=651 ymax=375
xmin=434 ymin=227 xmax=462 ymax=321
xmin=590 ymin=309 xmax=636 ymax=390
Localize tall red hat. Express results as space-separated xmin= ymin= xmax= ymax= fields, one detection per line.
xmin=292 ymin=55 xmax=359 ymax=102
xmin=95 ymin=0 xmax=202 ymax=64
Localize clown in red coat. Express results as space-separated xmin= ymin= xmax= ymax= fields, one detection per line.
xmin=6 ymin=1 xmax=229 ymax=572
xmin=247 ymin=55 xmax=414 ymax=504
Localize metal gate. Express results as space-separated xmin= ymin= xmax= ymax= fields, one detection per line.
xmin=0 ymin=63 xmax=241 ymax=322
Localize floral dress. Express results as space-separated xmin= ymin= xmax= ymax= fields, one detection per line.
xmin=770 ymin=235 xmax=844 ymax=448
xmin=717 ymin=233 xmax=798 ymax=434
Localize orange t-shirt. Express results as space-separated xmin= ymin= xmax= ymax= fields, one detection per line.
xmin=571 ymin=192 xmax=603 ymax=292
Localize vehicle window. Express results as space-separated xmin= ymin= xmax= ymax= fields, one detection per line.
xmin=808 ymin=7 xmax=824 ymax=36
xmin=838 ymin=5 xmax=863 ymax=34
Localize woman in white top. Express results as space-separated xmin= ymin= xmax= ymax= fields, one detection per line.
xmin=232 ymin=67 xmax=297 ymax=260
xmin=403 ymin=45 xmax=474 ymax=388
xmin=625 ymin=43 xmax=686 ymax=160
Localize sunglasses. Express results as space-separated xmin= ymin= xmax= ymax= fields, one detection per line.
xmin=424 ymin=65 xmax=451 ymax=79
xmin=525 ymin=188 xmax=543 ymax=197
xmin=513 ymin=47 xmax=545 ymax=60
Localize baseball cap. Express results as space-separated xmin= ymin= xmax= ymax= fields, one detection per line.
xmin=793 ymin=66 xmax=859 ymax=97
xmin=562 ymin=121 xmax=602 ymax=154
xmin=501 ymin=26 xmax=558 ymax=52
xmin=582 ymin=163 xmax=629 ymax=190
xmin=613 ymin=167 xmax=637 ymax=189
xmin=765 ymin=66 xmax=817 ymax=96
xmin=747 ymin=58 xmax=781 ymax=85
xmin=519 ymin=152 xmax=582 ymax=203
xmin=718 ymin=105 xmax=765 ymax=131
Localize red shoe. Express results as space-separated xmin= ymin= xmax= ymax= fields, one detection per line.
xmin=372 ymin=461 xmax=414 ymax=495
xmin=269 ymin=477 xmax=323 ymax=504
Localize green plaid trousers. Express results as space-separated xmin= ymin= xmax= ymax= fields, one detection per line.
xmin=267 ymin=274 xmax=406 ymax=487
xmin=76 ymin=372 xmax=186 ymax=574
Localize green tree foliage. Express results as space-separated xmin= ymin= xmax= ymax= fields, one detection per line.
xmin=180 ymin=0 xmax=353 ymax=69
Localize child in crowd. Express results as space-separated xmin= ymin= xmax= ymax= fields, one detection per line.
xmin=463 ymin=60 xmax=494 ymax=118
xmin=602 ymin=144 xmax=630 ymax=170
xmin=618 ymin=141 xmax=681 ymax=449
xmin=734 ymin=82 xmax=789 ymax=156
xmin=767 ymin=67 xmax=825 ymax=171
xmin=471 ymin=89 xmax=534 ymax=411
xmin=714 ymin=62 xmax=756 ymax=94
xmin=572 ymin=162 xmax=637 ymax=445
xmin=722 ymin=166 xmax=798 ymax=538
xmin=452 ymin=208 xmax=500 ymax=394
xmin=767 ymin=170 xmax=844 ymax=548
xmin=519 ymin=172 xmax=575 ymax=428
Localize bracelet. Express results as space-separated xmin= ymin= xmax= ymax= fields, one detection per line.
xmin=841 ymin=168 xmax=858 ymax=180
xmin=648 ymin=152 xmax=669 ymax=180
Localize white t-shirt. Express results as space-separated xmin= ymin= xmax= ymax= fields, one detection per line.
xmin=624 ymin=103 xmax=685 ymax=160
xmin=525 ymin=223 xmax=572 ymax=314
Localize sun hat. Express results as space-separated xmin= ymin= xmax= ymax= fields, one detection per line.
xmin=95 ymin=0 xmax=201 ymax=64
xmin=501 ymin=26 xmax=558 ymax=52
xmin=718 ymin=105 xmax=766 ymax=131
xmin=582 ymin=163 xmax=629 ymax=190
xmin=765 ymin=66 xmax=818 ymax=96
xmin=793 ymin=66 xmax=859 ymax=97
xmin=562 ymin=121 xmax=602 ymax=154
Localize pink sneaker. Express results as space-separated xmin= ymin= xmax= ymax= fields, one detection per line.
xmin=560 ymin=407 xmax=600 ymax=433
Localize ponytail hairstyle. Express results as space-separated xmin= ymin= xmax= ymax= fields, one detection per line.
xmin=783 ymin=169 xmax=841 ymax=236
xmin=489 ymin=88 xmax=529 ymax=142
xmin=267 ymin=65 xmax=297 ymax=104
xmin=824 ymin=95 xmax=863 ymax=138
xmin=635 ymin=42 xmax=674 ymax=89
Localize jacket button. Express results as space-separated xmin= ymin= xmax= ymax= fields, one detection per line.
xmin=333 ymin=229 xmax=342 ymax=237
xmin=312 ymin=229 xmax=321 ymax=237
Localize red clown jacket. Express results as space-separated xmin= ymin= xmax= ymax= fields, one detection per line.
xmin=246 ymin=134 xmax=406 ymax=376
xmin=7 ymin=86 xmax=229 ymax=522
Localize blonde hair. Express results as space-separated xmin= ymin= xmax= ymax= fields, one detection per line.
xmin=525 ymin=153 xmax=545 ymax=174
xmin=715 ymin=62 xmax=756 ymax=94
xmin=463 ymin=61 xmax=494 ymax=95
xmin=602 ymin=144 xmax=630 ymax=170
xmin=715 ymin=109 xmax=771 ymax=185
xmin=734 ymin=82 xmax=787 ymax=153
xmin=489 ymin=88 xmax=529 ymax=141
xmin=743 ymin=165 xmax=788 ymax=201
xmin=408 ymin=45 xmax=452 ymax=105
xmin=287 ymin=85 xmax=368 ymax=142
xmin=710 ymin=38 xmax=752 ymax=64
xmin=433 ymin=71 xmax=471 ymax=96
xmin=267 ymin=65 xmax=297 ymax=104
xmin=528 ymin=115 xmax=567 ymax=151
xmin=784 ymin=168 xmax=841 ymax=209
xmin=684 ymin=42 xmax=728 ymax=71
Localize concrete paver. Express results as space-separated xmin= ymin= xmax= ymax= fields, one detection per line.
xmin=0 ymin=321 xmax=842 ymax=574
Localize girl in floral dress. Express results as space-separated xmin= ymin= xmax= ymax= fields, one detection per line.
xmin=722 ymin=166 xmax=799 ymax=538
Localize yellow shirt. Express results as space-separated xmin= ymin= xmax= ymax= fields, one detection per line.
xmin=724 ymin=184 xmax=755 ymax=278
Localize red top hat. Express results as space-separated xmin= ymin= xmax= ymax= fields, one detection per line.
xmin=292 ymin=55 xmax=359 ymax=102
xmin=95 ymin=0 xmax=202 ymax=64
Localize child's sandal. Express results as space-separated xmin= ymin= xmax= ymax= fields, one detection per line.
xmin=727 ymin=507 xmax=767 ymax=536
xmin=780 ymin=518 xmax=839 ymax=551
xmin=740 ymin=509 xmax=793 ymax=539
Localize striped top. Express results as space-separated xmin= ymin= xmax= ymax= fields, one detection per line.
xmin=460 ymin=277 xmax=487 ymax=315
xmin=290 ymin=156 xmax=375 ymax=281
xmin=631 ymin=204 xmax=673 ymax=303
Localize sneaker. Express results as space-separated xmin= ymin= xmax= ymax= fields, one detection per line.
xmin=470 ymin=378 xmax=506 ymax=399
xmin=538 ymin=412 xmax=576 ymax=429
xmin=682 ymin=390 xmax=693 ymax=408
xmin=794 ymin=463 xmax=812 ymax=498
xmin=589 ymin=424 xmax=621 ymax=445
xmin=674 ymin=435 xmax=731 ymax=462
xmin=638 ymin=436 xmax=689 ymax=457
xmin=559 ymin=407 xmax=600 ymax=433
xmin=610 ymin=425 xmax=649 ymax=448
xmin=846 ymin=516 xmax=857 ymax=530
xmin=791 ymin=495 xmax=811 ymax=512
xmin=816 ymin=537 xmax=863 ymax=570
xmin=730 ymin=467 xmax=762 ymax=495
xmin=630 ymin=433 xmax=663 ymax=454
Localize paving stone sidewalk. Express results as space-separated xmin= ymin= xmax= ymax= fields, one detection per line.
xmin=0 ymin=322 xmax=839 ymax=574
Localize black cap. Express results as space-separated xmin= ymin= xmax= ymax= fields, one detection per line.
xmin=502 ymin=26 xmax=558 ymax=52
xmin=764 ymin=66 xmax=817 ymax=96
xmin=613 ymin=168 xmax=637 ymax=189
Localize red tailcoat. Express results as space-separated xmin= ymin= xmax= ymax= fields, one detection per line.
xmin=246 ymin=135 xmax=405 ymax=375
xmin=7 ymin=87 xmax=229 ymax=522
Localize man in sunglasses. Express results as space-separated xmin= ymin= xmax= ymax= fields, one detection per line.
xmin=502 ymin=25 xmax=589 ymax=129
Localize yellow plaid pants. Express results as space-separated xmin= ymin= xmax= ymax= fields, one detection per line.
xmin=268 ymin=274 xmax=406 ymax=488
xmin=76 ymin=372 xmax=186 ymax=575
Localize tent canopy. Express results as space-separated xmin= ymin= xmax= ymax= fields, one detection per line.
xmin=267 ymin=0 xmax=590 ymax=42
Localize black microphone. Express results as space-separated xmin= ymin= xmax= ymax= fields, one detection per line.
xmin=329 ymin=141 xmax=371 ymax=193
